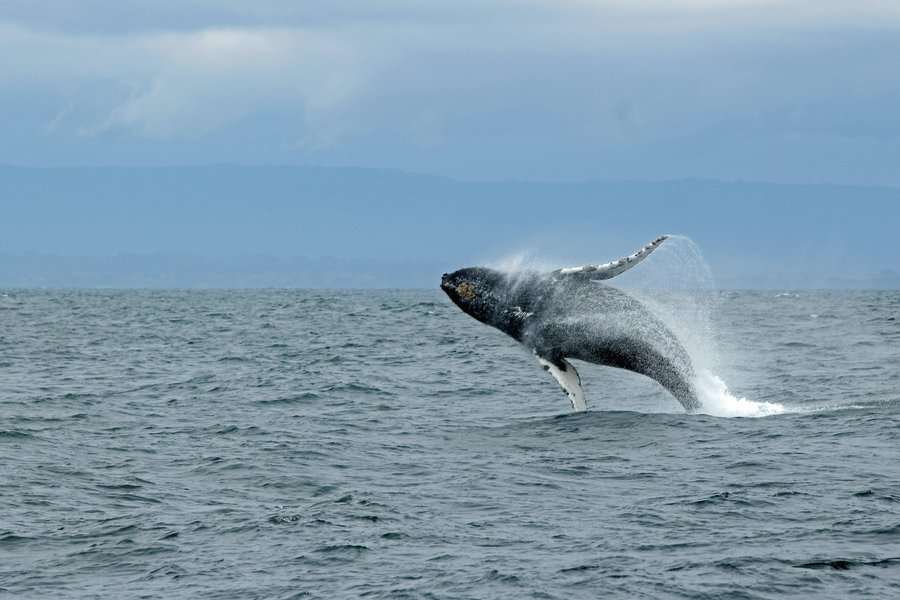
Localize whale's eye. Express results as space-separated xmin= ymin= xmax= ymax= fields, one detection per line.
xmin=457 ymin=282 xmax=476 ymax=301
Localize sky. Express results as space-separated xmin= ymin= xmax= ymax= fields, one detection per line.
xmin=2 ymin=1 xmax=900 ymax=184
xmin=2 ymin=3 xmax=899 ymax=287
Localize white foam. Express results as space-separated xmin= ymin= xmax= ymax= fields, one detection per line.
xmin=694 ymin=371 xmax=784 ymax=418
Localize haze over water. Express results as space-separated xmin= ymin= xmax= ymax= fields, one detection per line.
xmin=3 ymin=287 xmax=900 ymax=598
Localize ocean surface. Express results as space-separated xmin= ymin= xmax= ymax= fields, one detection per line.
xmin=2 ymin=288 xmax=900 ymax=599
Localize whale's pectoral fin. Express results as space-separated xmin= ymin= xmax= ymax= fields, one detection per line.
xmin=552 ymin=235 xmax=668 ymax=280
xmin=536 ymin=354 xmax=586 ymax=412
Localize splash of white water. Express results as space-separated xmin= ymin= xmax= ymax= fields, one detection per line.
xmin=486 ymin=251 xmax=557 ymax=274
xmin=693 ymin=370 xmax=784 ymax=418
xmin=614 ymin=236 xmax=783 ymax=418
xmin=489 ymin=235 xmax=784 ymax=418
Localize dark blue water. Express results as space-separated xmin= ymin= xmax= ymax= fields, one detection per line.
xmin=2 ymin=289 xmax=900 ymax=598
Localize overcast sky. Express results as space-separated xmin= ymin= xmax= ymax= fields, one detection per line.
xmin=2 ymin=1 xmax=899 ymax=183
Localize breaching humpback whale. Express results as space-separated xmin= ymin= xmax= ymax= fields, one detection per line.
xmin=440 ymin=236 xmax=700 ymax=412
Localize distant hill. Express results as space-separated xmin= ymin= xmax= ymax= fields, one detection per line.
xmin=2 ymin=165 xmax=899 ymax=288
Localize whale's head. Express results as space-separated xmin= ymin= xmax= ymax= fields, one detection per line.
xmin=440 ymin=267 xmax=505 ymax=325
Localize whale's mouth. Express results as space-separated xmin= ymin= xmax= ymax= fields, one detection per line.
xmin=440 ymin=276 xmax=458 ymax=304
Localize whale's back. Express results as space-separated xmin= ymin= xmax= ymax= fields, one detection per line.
xmin=522 ymin=277 xmax=699 ymax=410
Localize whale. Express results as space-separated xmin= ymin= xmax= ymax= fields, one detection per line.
xmin=440 ymin=236 xmax=700 ymax=412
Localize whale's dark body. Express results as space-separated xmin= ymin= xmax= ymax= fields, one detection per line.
xmin=441 ymin=236 xmax=700 ymax=412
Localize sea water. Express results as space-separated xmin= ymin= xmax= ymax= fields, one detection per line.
xmin=2 ymin=288 xmax=900 ymax=598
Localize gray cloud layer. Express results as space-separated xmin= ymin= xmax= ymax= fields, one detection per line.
xmin=2 ymin=1 xmax=899 ymax=182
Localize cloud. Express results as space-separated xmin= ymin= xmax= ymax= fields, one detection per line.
xmin=0 ymin=24 xmax=370 ymax=142
xmin=3 ymin=1 xmax=900 ymax=33
xmin=0 ymin=2 xmax=899 ymax=181
xmin=103 ymin=28 xmax=368 ymax=140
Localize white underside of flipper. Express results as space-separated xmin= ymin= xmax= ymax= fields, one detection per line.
xmin=536 ymin=355 xmax=587 ymax=412
xmin=552 ymin=235 xmax=668 ymax=280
